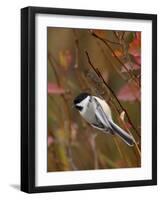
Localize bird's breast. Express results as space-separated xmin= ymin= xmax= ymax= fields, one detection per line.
xmin=79 ymin=102 xmax=96 ymax=124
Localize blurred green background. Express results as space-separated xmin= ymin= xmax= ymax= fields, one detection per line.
xmin=47 ymin=27 xmax=141 ymax=172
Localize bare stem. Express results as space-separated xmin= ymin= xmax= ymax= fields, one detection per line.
xmin=48 ymin=53 xmax=77 ymax=170
xmin=113 ymin=136 xmax=128 ymax=166
xmin=85 ymin=51 xmax=140 ymax=139
xmin=114 ymin=31 xmax=120 ymax=41
xmin=90 ymin=32 xmax=140 ymax=88
xmin=121 ymin=32 xmax=125 ymax=40
xmin=95 ymin=40 xmax=127 ymax=81
xmin=90 ymin=133 xmax=98 ymax=169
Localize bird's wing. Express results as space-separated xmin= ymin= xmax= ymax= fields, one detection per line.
xmin=93 ymin=97 xmax=113 ymax=131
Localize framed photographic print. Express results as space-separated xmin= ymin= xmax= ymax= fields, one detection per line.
xmin=21 ymin=6 xmax=157 ymax=193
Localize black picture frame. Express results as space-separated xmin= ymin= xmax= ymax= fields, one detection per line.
xmin=21 ymin=6 xmax=157 ymax=193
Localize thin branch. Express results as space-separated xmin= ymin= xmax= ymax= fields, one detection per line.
xmin=110 ymin=99 xmax=141 ymax=157
xmin=121 ymin=32 xmax=125 ymax=40
xmin=91 ymin=32 xmax=140 ymax=88
xmin=85 ymin=51 xmax=140 ymax=138
xmin=95 ymin=40 xmax=127 ymax=81
xmin=104 ymin=38 xmax=121 ymax=45
xmin=90 ymin=133 xmax=99 ymax=169
xmin=73 ymin=30 xmax=93 ymax=92
xmin=48 ymin=53 xmax=61 ymax=86
xmin=95 ymin=39 xmax=141 ymax=103
xmin=67 ymin=146 xmax=78 ymax=170
xmin=114 ymin=31 xmax=120 ymax=41
xmin=89 ymin=30 xmax=121 ymax=46
xmin=113 ymin=136 xmax=128 ymax=166
xmin=109 ymin=100 xmax=140 ymax=165
xmin=48 ymin=52 xmax=78 ymax=170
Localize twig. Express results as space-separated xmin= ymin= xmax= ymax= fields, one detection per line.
xmin=109 ymin=100 xmax=139 ymax=166
xmin=48 ymin=53 xmax=61 ymax=86
xmin=73 ymin=30 xmax=98 ymax=93
xmin=122 ymin=120 xmax=141 ymax=157
xmin=89 ymin=133 xmax=98 ymax=169
xmin=103 ymin=39 xmax=121 ymax=45
xmin=114 ymin=31 xmax=120 ymax=41
xmin=48 ymin=53 xmax=78 ymax=170
xmin=89 ymin=30 xmax=121 ymax=46
xmin=90 ymin=32 xmax=140 ymax=88
xmin=85 ymin=51 xmax=140 ymax=138
xmin=72 ymin=29 xmax=85 ymax=68
xmin=95 ymin=40 xmax=127 ymax=81
xmin=110 ymin=100 xmax=141 ymax=158
xmin=67 ymin=146 xmax=78 ymax=170
xmin=95 ymin=39 xmax=141 ymax=102
xmin=113 ymin=136 xmax=128 ymax=166
xmin=121 ymin=32 xmax=125 ymax=40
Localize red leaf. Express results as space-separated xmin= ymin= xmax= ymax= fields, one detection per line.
xmin=117 ymin=83 xmax=140 ymax=101
xmin=128 ymin=32 xmax=141 ymax=62
xmin=129 ymin=32 xmax=141 ymax=49
xmin=48 ymin=83 xmax=65 ymax=94
xmin=132 ymin=55 xmax=141 ymax=66
xmin=129 ymin=48 xmax=140 ymax=57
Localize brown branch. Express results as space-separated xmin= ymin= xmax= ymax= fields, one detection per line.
xmin=110 ymin=100 xmax=141 ymax=157
xmin=48 ymin=53 xmax=61 ymax=86
xmin=95 ymin=39 xmax=141 ymax=102
xmin=121 ymin=32 xmax=125 ymax=40
xmin=114 ymin=31 xmax=120 ymax=41
xmin=89 ymin=133 xmax=99 ymax=169
xmin=85 ymin=51 xmax=140 ymax=138
xmin=48 ymin=52 xmax=78 ymax=170
xmin=104 ymin=39 xmax=121 ymax=45
xmin=89 ymin=30 xmax=121 ymax=46
xmin=95 ymin=40 xmax=127 ymax=81
xmin=72 ymin=30 xmax=93 ymax=92
xmin=91 ymin=32 xmax=140 ymax=88
xmin=109 ymin=100 xmax=141 ymax=165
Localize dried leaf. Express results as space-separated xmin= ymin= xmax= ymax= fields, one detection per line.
xmin=112 ymin=49 xmax=124 ymax=57
xmin=120 ymin=111 xmax=125 ymax=121
xmin=120 ymin=111 xmax=132 ymax=129
xmin=48 ymin=83 xmax=65 ymax=94
xmin=90 ymin=29 xmax=107 ymax=38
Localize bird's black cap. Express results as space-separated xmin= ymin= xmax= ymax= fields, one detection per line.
xmin=73 ymin=92 xmax=90 ymax=105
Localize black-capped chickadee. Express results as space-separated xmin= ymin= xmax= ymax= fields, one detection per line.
xmin=73 ymin=93 xmax=135 ymax=146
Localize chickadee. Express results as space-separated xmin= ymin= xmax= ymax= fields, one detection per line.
xmin=73 ymin=93 xmax=135 ymax=146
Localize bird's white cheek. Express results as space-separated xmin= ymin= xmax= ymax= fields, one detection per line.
xmin=79 ymin=107 xmax=86 ymax=115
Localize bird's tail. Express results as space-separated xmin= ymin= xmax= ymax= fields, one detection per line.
xmin=109 ymin=121 xmax=135 ymax=146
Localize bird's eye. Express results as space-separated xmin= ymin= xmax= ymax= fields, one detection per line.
xmin=75 ymin=105 xmax=83 ymax=111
